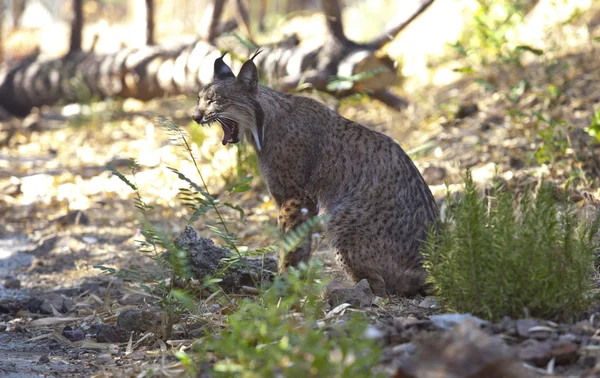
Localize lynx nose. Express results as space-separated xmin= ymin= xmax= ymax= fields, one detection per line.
xmin=191 ymin=108 xmax=204 ymax=124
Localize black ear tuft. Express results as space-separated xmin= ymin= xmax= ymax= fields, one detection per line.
xmin=214 ymin=51 xmax=235 ymax=81
xmin=249 ymin=49 xmax=263 ymax=61
xmin=236 ymin=49 xmax=262 ymax=92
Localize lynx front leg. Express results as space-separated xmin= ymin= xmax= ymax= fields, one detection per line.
xmin=278 ymin=197 xmax=317 ymax=274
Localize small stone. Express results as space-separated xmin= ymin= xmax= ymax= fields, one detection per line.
xmin=418 ymin=297 xmax=438 ymax=309
xmin=62 ymin=326 xmax=86 ymax=342
xmin=518 ymin=339 xmax=579 ymax=367
xmin=130 ymin=350 xmax=146 ymax=360
xmin=422 ymin=167 xmax=447 ymax=185
xmin=392 ymin=342 xmax=417 ymax=357
xmin=96 ymin=324 xmax=130 ymax=343
xmin=38 ymin=293 xmax=73 ymax=314
xmin=95 ymin=353 xmax=113 ymax=365
xmin=363 ymin=325 xmax=385 ymax=340
xmin=395 ymin=320 xmax=524 ymax=377
xmin=509 ymin=157 xmax=525 ymax=170
xmin=118 ymin=293 xmax=148 ymax=306
xmin=430 ymin=313 xmax=487 ymax=330
xmin=3 ymin=277 xmax=21 ymax=289
xmin=37 ymin=354 xmax=50 ymax=364
xmin=325 ymin=279 xmax=375 ymax=308
xmin=116 ymin=309 xmax=162 ymax=333
xmin=455 ymin=103 xmax=479 ymax=119
xmin=582 ymin=356 xmax=596 ymax=368
xmin=393 ymin=316 xmax=431 ymax=329
xmin=53 ymin=210 xmax=90 ymax=227
xmin=516 ymin=319 xmax=549 ymax=338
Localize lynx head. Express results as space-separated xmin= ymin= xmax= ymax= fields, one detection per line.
xmin=192 ymin=51 xmax=264 ymax=150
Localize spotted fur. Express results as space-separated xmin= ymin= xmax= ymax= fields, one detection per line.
xmin=192 ymin=55 xmax=439 ymax=296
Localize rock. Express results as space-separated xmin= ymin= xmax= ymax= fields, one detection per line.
xmin=0 ymin=299 xmax=25 ymax=316
xmin=0 ymin=324 xmax=7 ymax=332
xmin=62 ymin=326 xmax=86 ymax=342
xmin=325 ymin=279 xmax=375 ymax=308
xmin=455 ymin=103 xmax=479 ymax=119
xmin=509 ymin=156 xmax=525 ymax=170
xmin=96 ymin=324 xmax=130 ymax=343
xmin=363 ymin=325 xmax=385 ymax=340
xmin=430 ymin=313 xmax=487 ymax=330
xmin=394 ymin=320 xmax=526 ymax=378
xmin=36 ymin=293 xmax=74 ymax=314
xmin=393 ymin=316 xmax=432 ymax=329
xmin=116 ymin=309 xmax=162 ymax=333
xmin=518 ymin=339 xmax=579 ymax=367
xmin=52 ymin=210 xmax=90 ymax=227
xmin=392 ymin=342 xmax=417 ymax=357
xmin=418 ymin=297 xmax=438 ymax=309
xmin=3 ymin=277 xmax=21 ymax=289
xmin=516 ymin=318 xmax=552 ymax=340
xmin=117 ymin=293 xmax=149 ymax=306
xmin=422 ymin=166 xmax=447 ymax=185
xmin=95 ymin=354 xmax=113 ymax=365
xmin=173 ymin=226 xmax=278 ymax=292
xmin=37 ymin=354 xmax=50 ymax=364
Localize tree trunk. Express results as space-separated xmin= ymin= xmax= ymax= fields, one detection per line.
xmin=199 ymin=0 xmax=227 ymax=42
xmin=0 ymin=2 xmax=4 ymax=64
xmin=12 ymin=0 xmax=26 ymax=27
xmin=146 ymin=0 xmax=155 ymax=45
xmin=69 ymin=0 xmax=84 ymax=54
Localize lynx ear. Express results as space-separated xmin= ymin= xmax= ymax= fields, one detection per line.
xmin=236 ymin=49 xmax=262 ymax=92
xmin=214 ymin=52 xmax=235 ymax=81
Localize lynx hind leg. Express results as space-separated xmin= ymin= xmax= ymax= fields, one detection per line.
xmin=278 ymin=198 xmax=317 ymax=274
xmin=335 ymin=248 xmax=388 ymax=297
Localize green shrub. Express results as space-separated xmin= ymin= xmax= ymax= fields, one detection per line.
xmin=192 ymin=262 xmax=384 ymax=378
xmin=423 ymin=171 xmax=599 ymax=322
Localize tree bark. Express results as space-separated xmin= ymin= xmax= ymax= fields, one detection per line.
xmin=233 ymin=0 xmax=252 ymax=40
xmin=199 ymin=0 xmax=227 ymax=42
xmin=146 ymin=0 xmax=155 ymax=45
xmin=12 ymin=0 xmax=26 ymax=27
xmin=321 ymin=0 xmax=349 ymax=44
xmin=69 ymin=0 xmax=84 ymax=54
xmin=0 ymin=2 xmax=4 ymax=64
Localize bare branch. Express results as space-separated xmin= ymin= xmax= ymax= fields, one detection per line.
xmin=369 ymin=89 xmax=409 ymax=111
xmin=69 ymin=0 xmax=84 ymax=54
xmin=321 ymin=0 xmax=348 ymax=43
xmin=0 ymin=2 xmax=4 ymax=64
xmin=146 ymin=0 xmax=155 ymax=45
xmin=199 ymin=0 xmax=227 ymax=42
xmin=258 ymin=0 xmax=268 ymax=32
xmin=90 ymin=34 xmax=100 ymax=52
xmin=277 ymin=70 xmax=330 ymax=93
xmin=233 ymin=0 xmax=253 ymax=41
xmin=367 ymin=0 xmax=435 ymax=50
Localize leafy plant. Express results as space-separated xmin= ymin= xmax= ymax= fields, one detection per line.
xmin=98 ymin=159 xmax=194 ymax=338
xmin=192 ymin=262 xmax=384 ymax=378
xmin=585 ymin=108 xmax=600 ymax=141
xmin=533 ymin=113 xmax=569 ymax=166
xmin=423 ymin=170 xmax=599 ymax=322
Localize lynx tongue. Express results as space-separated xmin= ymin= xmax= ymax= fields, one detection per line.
xmin=218 ymin=119 xmax=237 ymax=145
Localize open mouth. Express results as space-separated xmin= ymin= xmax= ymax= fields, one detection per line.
xmin=217 ymin=118 xmax=240 ymax=145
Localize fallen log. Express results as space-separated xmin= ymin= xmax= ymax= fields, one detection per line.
xmin=0 ymin=0 xmax=436 ymax=117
